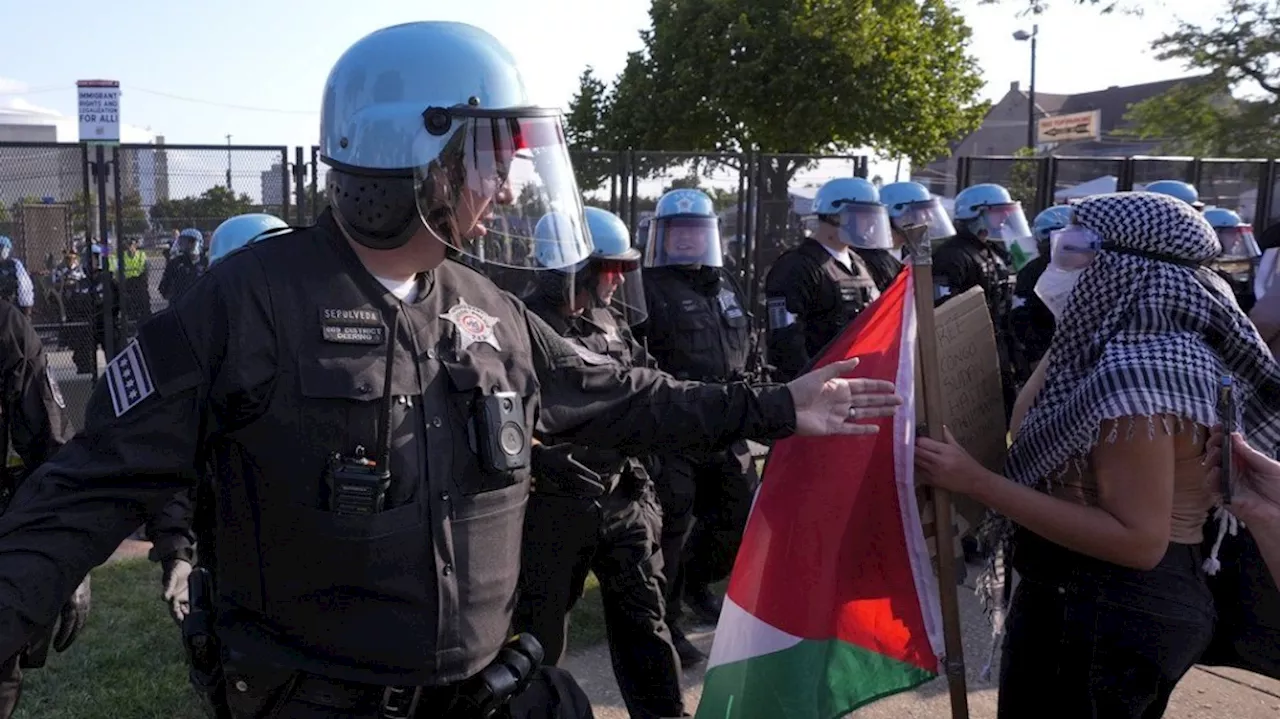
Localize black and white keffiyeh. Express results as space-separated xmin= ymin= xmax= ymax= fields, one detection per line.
xmin=974 ymin=191 xmax=1280 ymax=676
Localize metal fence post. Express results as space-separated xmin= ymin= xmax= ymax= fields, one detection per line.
xmin=92 ymin=145 xmax=117 ymax=360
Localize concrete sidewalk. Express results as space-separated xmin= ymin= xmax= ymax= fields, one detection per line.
xmin=563 ymin=565 xmax=1280 ymax=719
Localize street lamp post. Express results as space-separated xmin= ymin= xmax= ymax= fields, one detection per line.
xmin=1013 ymin=25 xmax=1039 ymax=152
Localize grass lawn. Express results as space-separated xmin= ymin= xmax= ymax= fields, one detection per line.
xmin=15 ymin=557 xmax=612 ymax=719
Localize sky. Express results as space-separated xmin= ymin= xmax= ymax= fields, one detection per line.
xmin=0 ymin=0 xmax=1226 ymax=202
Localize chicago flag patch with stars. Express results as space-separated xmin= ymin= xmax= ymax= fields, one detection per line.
xmin=105 ymin=339 xmax=155 ymax=417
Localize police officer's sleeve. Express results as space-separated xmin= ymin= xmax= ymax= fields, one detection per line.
xmin=0 ymin=268 xmax=259 ymax=660
xmin=12 ymin=262 xmax=33 ymax=310
xmin=145 ymin=490 xmax=197 ymax=565
xmin=763 ymin=252 xmax=817 ymax=382
xmin=931 ymin=243 xmax=978 ymax=306
xmin=528 ymin=309 xmax=796 ymax=457
xmin=0 ymin=303 xmax=73 ymax=470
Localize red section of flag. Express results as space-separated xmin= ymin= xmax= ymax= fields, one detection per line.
xmin=726 ymin=267 xmax=936 ymax=672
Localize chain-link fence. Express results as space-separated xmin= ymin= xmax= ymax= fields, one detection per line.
xmin=6 ymin=140 xmax=1280 ymax=426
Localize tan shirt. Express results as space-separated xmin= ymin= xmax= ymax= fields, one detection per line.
xmin=1011 ymin=359 xmax=1213 ymax=544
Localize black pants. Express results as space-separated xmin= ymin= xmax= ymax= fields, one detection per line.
xmin=207 ymin=665 xmax=593 ymax=719
xmin=0 ymin=654 xmax=21 ymax=719
xmin=660 ymin=444 xmax=757 ymax=625
xmin=998 ymin=533 xmax=1215 ymax=719
xmin=514 ymin=485 xmax=682 ymax=719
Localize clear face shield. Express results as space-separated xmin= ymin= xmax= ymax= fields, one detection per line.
xmin=892 ymin=198 xmax=956 ymax=247
xmin=643 ymin=216 xmax=723 ymax=268
xmin=975 ymin=203 xmax=1036 ymax=267
xmin=1212 ymin=225 xmax=1262 ymax=283
xmin=583 ymin=255 xmax=648 ymax=326
xmin=413 ymin=107 xmax=591 ymax=271
xmin=835 ymin=203 xmax=892 ymax=250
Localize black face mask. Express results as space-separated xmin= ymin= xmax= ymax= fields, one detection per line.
xmin=1101 ymin=242 xmax=1204 ymax=268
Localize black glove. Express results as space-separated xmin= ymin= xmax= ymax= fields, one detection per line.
xmin=532 ymin=443 xmax=607 ymax=498
xmin=52 ymin=574 xmax=90 ymax=652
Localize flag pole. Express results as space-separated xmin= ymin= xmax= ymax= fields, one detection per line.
xmin=904 ymin=223 xmax=971 ymax=719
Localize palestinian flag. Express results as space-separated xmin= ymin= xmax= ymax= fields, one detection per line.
xmin=695 ymin=267 xmax=945 ymax=719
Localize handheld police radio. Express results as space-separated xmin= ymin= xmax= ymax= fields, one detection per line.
xmin=326 ymin=308 xmax=399 ymax=516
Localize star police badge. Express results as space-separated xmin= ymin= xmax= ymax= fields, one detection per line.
xmin=675 ymin=193 xmax=695 ymax=213
xmin=440 ymin=298 xmax=502 ymax=352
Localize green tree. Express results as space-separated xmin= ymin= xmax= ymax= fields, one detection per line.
xmin=566 ymin=67 xmax=617 ymax=194
xmin=67 ymin=191 xmax=149 ymax=237
xmin=1123 ymin=0 xmax=1280 ymax=157
xmin=574 ymin=0 xmax=988 ymax=247
xmin=151 ymin=186 xmax=256 ymax=235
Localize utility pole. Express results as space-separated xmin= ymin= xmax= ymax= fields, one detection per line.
xmin=226 ymin=134 xmax=233 ymax=190
xmin=1014 ymin=25 xmax=1040 ymax=152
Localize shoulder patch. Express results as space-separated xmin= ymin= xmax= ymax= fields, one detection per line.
xmin=105 ymin=339 xmax=155 ymax=417
xmin=45 ymin=363 xmax=65 ymax=409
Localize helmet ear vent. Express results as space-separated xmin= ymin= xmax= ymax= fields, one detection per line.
xmin=423 ymin=108 xmax=452 ymax=136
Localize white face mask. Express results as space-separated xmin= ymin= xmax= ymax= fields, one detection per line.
xmin=1034 ymin=265 xmax=1083 ymax=319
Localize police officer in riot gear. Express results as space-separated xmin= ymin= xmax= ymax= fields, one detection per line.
xmin=1203 ymin=207 xmax=1262 ymax=313
xmin=1011 ymin=205 xmax=1072 ymax=369
xmin=148 ymin=213 xmax=292 ymax=629
xmin=0 ymin=299 xmax=88 ymax=719
xmin=1145 ymin=179 xmax=1205 ymax=212
xmin=0 ymin=22 xmax=901 ymax=719
xmin=158 ymin=228 xmax=204 ymax=304
xmin=879 ymin=181 xmax=957 ymax=259
xmin=933 ymin=183 xmax=1033 ymax=419
xmin=764 ymin=177 xmax=884 ymax=383
xmin=0 ymin=239 xmax=34 ymax=318
xmin=515 ymin=207 xmax=684 ymax=719
xmin=633 ymin=188 xmax=759 ymax=669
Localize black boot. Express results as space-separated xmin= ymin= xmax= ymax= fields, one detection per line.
xmin=670 ymin=626 xmax=705 ymax=669
xmin=684 ymin=582 xmax=723 ymax=626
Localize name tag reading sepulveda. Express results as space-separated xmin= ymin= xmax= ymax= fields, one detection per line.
xmin=321 ymin=308 xmax=387 ymax=345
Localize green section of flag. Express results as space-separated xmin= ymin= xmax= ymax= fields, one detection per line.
xmin=695 ymin=637 xmax=936 ymax=719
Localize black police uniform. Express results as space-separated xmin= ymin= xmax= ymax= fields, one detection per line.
xmin=0 ymin=264 xmax=22 ymax=312
xmin=1010 ymin=254 xmax=1054 ymax=368
xmin=635 ymin=265 xmax=758 ymax=654
xmin=0 ymin=211 xmax=799 ymax=719
xmin=852 ymin=247 xmax=903 ymax=294
xmin=158 ymin=252 xmax=201 ymax=304
xmin=932 ymin=230 xmax=1020 ymax=419
xmin=763 ymin=239 xmax=880 ymax=382
xmin=514 ymin=295 xmax=682 ymax=719
xmin=0 ymin=299 xmax=83 ymax=719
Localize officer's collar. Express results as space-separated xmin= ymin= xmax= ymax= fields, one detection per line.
xmin=321 ymin=209 xmax=434 ymax=310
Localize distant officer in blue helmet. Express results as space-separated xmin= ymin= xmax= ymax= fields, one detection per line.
xmin=763 ymin=177 xmax=883 ymax=383
xmin=1145 ymin=179 xmax=1205 ymax=211
xmin=0 ymin=237 xmax=35 ymax=316
xmin=158 ymin=227 xmax=203 ymax=304
xmin=879 ymin=181 xmax=957 ymax=255
xmin=934 ymin=183 xmax=1031 ymax=420
xmin=0 ymin=21 xmax=901 ymax=719
xmin=1204 ymin=206 xmax=1262 ymax=312
xmin=634 ymin=187 xmax=760 ymax=669
xmin=208 ymin=213 xmax=290 ymax=266
xmin=517 ymin=207 xmax=686 ymax=718
xmin=1011 ymin=204 xmax=1073 ymax=369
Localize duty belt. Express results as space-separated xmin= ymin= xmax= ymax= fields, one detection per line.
xmin=289 ymin=674 xmax=457 ymax=718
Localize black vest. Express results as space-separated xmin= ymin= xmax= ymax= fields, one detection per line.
xmin=794 ymin=240 xmax=879 ymax=359
xmin=210 ymin=226 xmax=538 ymax=686
xmin=640 ymin=266 xmax=749 ymax=382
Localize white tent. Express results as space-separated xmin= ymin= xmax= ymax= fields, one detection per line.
xmin=1054 ymin=175 xmax=1117 ymax=202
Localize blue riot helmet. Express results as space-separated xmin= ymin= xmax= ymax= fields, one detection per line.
xmin=176 ymin=228 xmax=203 ymax=257
xmin=643 ymin=189 xmax=722 ymax=268
xmin=953 ymin=183 xmax=1037 ymax=269
xmin=0 ymin=236 xmax=11 ymax=262
xmin=584 ymin=206 xmax=647 ymax=325
xmin=810 ymin=177 xmax=892 ymax=250
xmin=1204 ymin=207 xmax=1261 ymax=283
xmin=319 ymin=22 xmax=591 ymax=270
xmin=209 ymin=214 xmax=289 ymax=266
xmin=878 ymin=181 xmax=955 ymax=245
xmin=1032 ymin=204 xmax=1074 ymax=256
xmin=1144 ymin=180 xmax=1204 ymax=211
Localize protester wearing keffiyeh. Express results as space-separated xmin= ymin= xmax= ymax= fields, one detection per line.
xmin=917 ymin=192 xmax=1280 ymax=709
